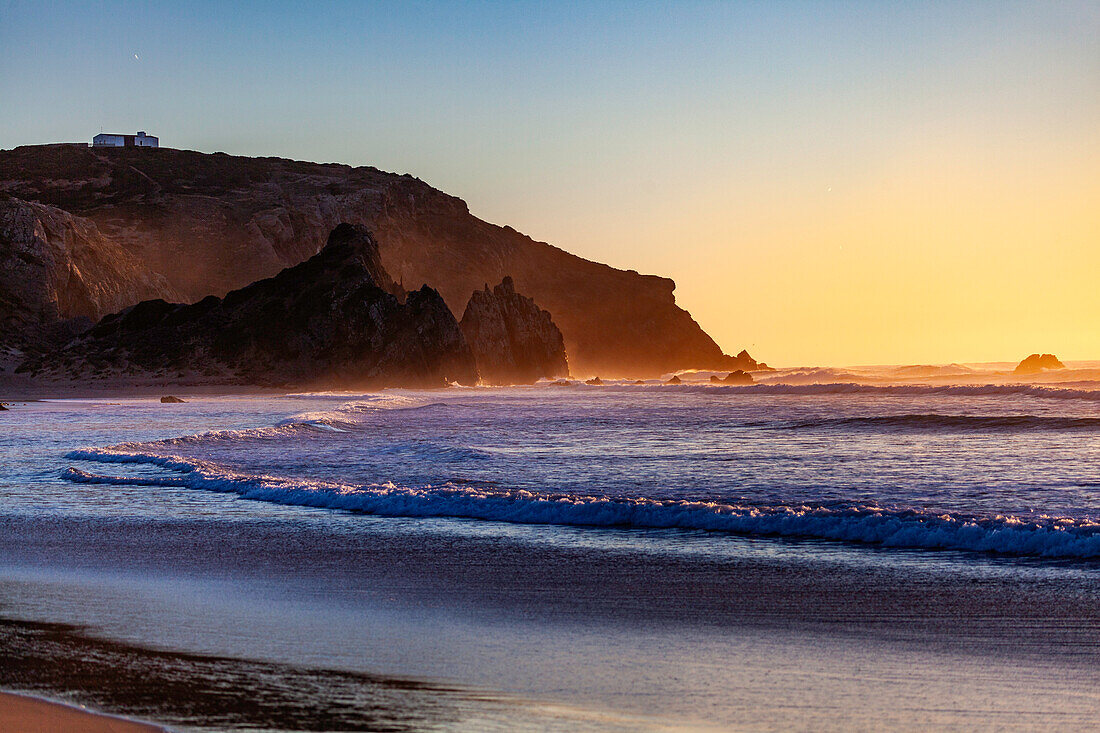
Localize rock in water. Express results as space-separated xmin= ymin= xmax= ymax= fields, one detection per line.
xmin=0 ymin=403 xmax=7 ymax=411
xmin=723 ymin=370 xmax=754 ymax=385
xmin=27 ymin=224 xmax=478 ymax=389
xmin=665 ymin=375 xmax=682 ymax=385
xmin=1014 ymin=353 xmax=1066 ymax=374
xmin=459 ymin=277 xmax=569 ymax=385
xmin=160 ymin=396 xmax=186 ymax=403
xmin=585 ymin=377 xmax=604 ymax=385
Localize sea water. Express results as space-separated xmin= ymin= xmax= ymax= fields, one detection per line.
xmin=3 ymin=379 xmax=1100 ymax=730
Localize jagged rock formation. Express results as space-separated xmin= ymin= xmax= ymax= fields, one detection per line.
xmin=0 ymin=195 xmax=178 ymax=348
xmin=709 ymin=370 xmax=753 ymax=385
xmin=1014 ymin=353 xmax=1066 ymax=374
xmin=0 ymin=144 xmax=748 ymax=376
xmin=21 ymin=224 xmax=478 ymax=388
xmin=458 ymin=276 xmax=568 ymax=385
xmin=728 ymin=350 xmax=773 ymax=372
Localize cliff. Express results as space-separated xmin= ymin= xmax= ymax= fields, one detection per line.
xmin=728 ymin=349 xmax=773 ymax=372
xmin=0 ymin=144 xmax=743 ymax=376
xmin=460 ymin=276 xmax=569 ymax=385
xmin=0 ymin=194 xmax=179 ymax=347
xmin=21 ymin=224 xmax=478 ymax=388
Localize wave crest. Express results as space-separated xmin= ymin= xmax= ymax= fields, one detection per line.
xmin=63 ymin=447 xmax=1100 ymax=559
xmin=666 ymin=382 xmax=1100 ymax=402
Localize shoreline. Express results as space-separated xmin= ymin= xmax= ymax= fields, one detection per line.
xmin=0 ymin=614 xmax=518 ymax=732
xmin=6 ymin=382 xmax=1100 ymax=729
xmin=0 ymin=690 xmax=165 ymax=733
xmin=0 ymin=376 xmax=288 ymax=401
xmin=4 ymin=367 xmax=1100 ymax=403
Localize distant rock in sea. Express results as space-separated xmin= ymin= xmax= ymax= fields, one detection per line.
xmin=710 ymin=370 xmax=753 ymax=384
xmin=459 ymin=276 xmax=569 ymax=385
xmin=665 ymin=375 xmax=682 ymax=385
xmin=1014 ymin=353 xmax=1066 ymax=374
xmin=585 ymin=377 xmax=603 ymax=385
xmin=724 ymin=370 xmax=754 ymax=385
xmin=22 ymin=224 xmax=478 ymax=389
xmin=160 ymin=396 xmax=186 ymax=403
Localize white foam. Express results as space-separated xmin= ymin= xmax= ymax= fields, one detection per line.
xmin=666 ymin=382 xmax=1100 ymax=402
xmin=63 ymin=447 xmax=1100 ymax=559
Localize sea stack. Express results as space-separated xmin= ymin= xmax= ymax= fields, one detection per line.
xmin=710 ymin=370 xmax=753 ymax=385
xmin=21 ymin=224 xmax=479 ymax=389
xmin=1014 ymin=353 xmax=1066 ymax=374
xmin=459 ymin=277 xmax=569 ymax=385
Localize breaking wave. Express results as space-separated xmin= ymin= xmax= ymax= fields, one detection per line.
xmin=63 ymin=447 xmax=1100 ymax=560
xmin=121 ymin=396 xmax=459 ymax=448
xmin=674 ymin=382 xmax=1100 ymax=402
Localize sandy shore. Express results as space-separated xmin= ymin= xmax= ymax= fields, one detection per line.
xmin=0 ymin=691 xmax=164 ymax=733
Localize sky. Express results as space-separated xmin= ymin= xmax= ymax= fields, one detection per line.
xmin=1 ymin=0 xmax=1097 ymax=366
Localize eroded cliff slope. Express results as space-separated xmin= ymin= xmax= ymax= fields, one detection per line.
xmin=22 ymin=224 xmax=477 ymax=388
xmin=0 ymin=194 xmax=179 ymax=347
xmin=1 ymin=144 xmax=740 ymax=375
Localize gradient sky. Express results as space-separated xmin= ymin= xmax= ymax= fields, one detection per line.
xmin=2 ymin=1 xmax=1097 ymax=366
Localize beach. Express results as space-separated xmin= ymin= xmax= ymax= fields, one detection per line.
xmin=2 ymin=376 xmax=1100 ymax=730
xmin=2 ymin=0 xmax=1095 ymax=727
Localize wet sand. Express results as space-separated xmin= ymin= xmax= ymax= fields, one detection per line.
xmin=5 ymin=514 xmax=1100 ymax=730
xmin=5 ymin=391 xmax=1100 ymax=730
xmin=0 ymin=690 xmax=163 ymax=733
xmin=0 ymin=616 xmax=479 ymax=732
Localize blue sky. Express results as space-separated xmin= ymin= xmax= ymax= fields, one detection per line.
xmin=2 ymin=1 xmax=1097 ymax=363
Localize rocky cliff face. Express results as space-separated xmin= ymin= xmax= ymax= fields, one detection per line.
xmin=0 ymin=144 xmax=744 ymax=376
xmin=459 ymin=276 xmax=569 ymax=385
xmin=22 ymin=224 xmax=478 ymax=388
xmin=728 ymin=349 xmax=773 ymax=372
xmin=0 ymin=194 xmax=178 ymax=347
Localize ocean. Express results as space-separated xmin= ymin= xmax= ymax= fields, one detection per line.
xmin=3 ymin=376 xmax=1100 ymax=730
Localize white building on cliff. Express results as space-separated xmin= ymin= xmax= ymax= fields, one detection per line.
xmin=92 ymin=131 xmax=158 ymax=147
